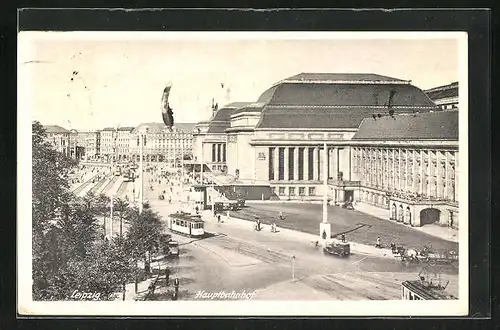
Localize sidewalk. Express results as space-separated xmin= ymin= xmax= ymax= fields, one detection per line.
xmin=201 ymin=210 xmax=395 ymax=260
xmin=354 ymin=202 xmax=459 ymax=243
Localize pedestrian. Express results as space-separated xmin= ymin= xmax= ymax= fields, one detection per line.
xmin=376 ymin=237 xmax=381 ymax=248
xmin=217 ymin=214 xmax=221 ymax=223
xmin=341 ymin=234 xmax=346 ymax=243
xmin=279 ymin=212 xmax=284 ymax=221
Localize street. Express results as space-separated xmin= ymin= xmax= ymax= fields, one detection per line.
xmin=70 ymin=167 xmax=459 ymax=300
xmin=141 ymin=171 xmax=459 ymax=300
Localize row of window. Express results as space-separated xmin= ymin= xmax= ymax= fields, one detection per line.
xmin=275 ymin=186 xmax=316 ymax=197
xmin=172 ymin=219 xmax=203 ymax=229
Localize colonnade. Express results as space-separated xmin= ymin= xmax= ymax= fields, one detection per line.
xmin=268 ymin=146 xmax=344 ymax=182
xmin=352 ymin=147 xmax=458 ymax=202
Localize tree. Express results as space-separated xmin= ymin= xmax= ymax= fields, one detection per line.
xmin=126 ymin=207 xmax=163 ymax=274
xmin=32 ymin=121 xmax=78 ymax=299
xmin=113 ymin=198 xmax=130 ymax=237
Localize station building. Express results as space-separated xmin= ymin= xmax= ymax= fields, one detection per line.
xmin=192 ymin=102 xmax=252 ymax=174
xmin=425 ymin=82 xmax=458 ymax=110
xmin=193 ymin=73 xmax=460 ymax=228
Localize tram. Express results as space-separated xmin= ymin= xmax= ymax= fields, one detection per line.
xmin=167 ymin=211 xmax=205 ymax=238
xmin=113 ymin=165 xmax=122 ymax=176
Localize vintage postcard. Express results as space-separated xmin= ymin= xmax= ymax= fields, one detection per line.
xmin=18 ymin=31 xmax=468 ymax=316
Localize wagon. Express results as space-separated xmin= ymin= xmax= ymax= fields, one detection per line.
xmin=420 ymin=250 xmax=459 ymax=267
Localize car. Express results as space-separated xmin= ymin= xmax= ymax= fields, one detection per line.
xmin=323 ymin=240 xmax=351 ymax=257
xmin=167 ymin=241 xmax=179 ymax=257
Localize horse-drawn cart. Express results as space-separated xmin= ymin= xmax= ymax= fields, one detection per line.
xmin=396 ymin=245 xmax=458 ymax=268
xmin=420 ymin=250 xmax=459 ymax=268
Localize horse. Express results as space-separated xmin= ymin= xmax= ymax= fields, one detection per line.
xmin=401 ymin=248 xmax=419 ymax=262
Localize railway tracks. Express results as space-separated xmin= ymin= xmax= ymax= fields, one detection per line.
xmin=115 ymin=181 xmax=130 ymax=198
xmin=209 ymin=236 xmax=292 ymax=265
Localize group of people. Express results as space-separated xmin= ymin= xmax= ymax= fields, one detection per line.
xmin=253 ymin=218 xmax=278 ymax=233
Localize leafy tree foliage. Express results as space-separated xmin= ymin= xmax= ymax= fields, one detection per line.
xmin=32 ymin=121 xmax=149 ymax=301
xmin=126 ymin=207 xmax=164 ymax=272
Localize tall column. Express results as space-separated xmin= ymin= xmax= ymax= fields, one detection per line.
xmin=436 ymin=151 xmax=441 ymax=199
xmin=419 ymin=150 xmax=424 ymax=195
xmin=378 ymin=149 xmax=382 ymax=187
xmin=293 ymin=147 xmax=299 ymax=181
xmin=284 ymin=147 xmax=289 ymax=181
xmin=397 ymin=148 xmax=401 ymax=190
xmin=405 ymin=149 xmax=409 ymax=192
xmin=273 ymin=147 xmax=279 ymax=181
xmin=391 ymin=149 xmax=395 ymax=190
xmin=304 ymin=147 xmax=309 ymax=181
xmin=427 ymin=150 xmax=432 ymax=197
xmin=444 ymin=151 xmax=449 ymax=200
xmin=319 ymin=146 xmax=324 ymax=181
xmin=328 ymin=148 xmax=334 ymax=179
xmin=386 ymin=148 xmax=390 ymax=190
xmin=333 ymin=147 xmax=339 ymax=180
xmin=313 ymin=147 xmax=319 ymax=180
xmin=412 ymin=149 xmax=418 ymax=193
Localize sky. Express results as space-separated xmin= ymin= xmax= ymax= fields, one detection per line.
xmin=19 ymin=32 xmax=462 ymax=130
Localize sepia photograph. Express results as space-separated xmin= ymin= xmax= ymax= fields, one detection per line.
xmin=17 ymin=31 xmax=468 ymax=316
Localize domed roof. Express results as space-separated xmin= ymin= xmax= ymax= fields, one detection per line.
xmin=254 ymin=73 xmax=438 ymax=129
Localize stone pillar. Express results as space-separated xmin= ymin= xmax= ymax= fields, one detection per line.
xmin=427 ymin=150 xmax=432 ymax=197
xmin=273 ymin=147 xmax=279 ymax=181
xmin=334 ymin=147 xmax=339 ymax=180
xmin=389 ymin=149 xmax=393 ymax=190
xmin=398 ymin=148 xmax=402 ymax=191
xmin=444 ymin=151 xmax=448 ymax=200
xmin=304 ymin=147 xmax=309 ymax=181
xmin=293 ymin=147 xmax=299 ymax=181
xmin=319 ymin=146 xmax=324 ymax=182
xmin=313 ymin=147 xmax=319 ymax=180
xmin=386 ymin=148 xmax=390 ymax=190
xmin=405 ymin=149 xmax=409 ymax=192
xmin=412 ymin=149 xmax=418 ymax=193
xmin=328 ymin=148 xmax=334 ymax=179
xmin=284 ymin=147 xmax=289 ymax=181
xmin=419 ymin=150 xmax=424 ymax=195
xmin=436 ymin=151 xmax=441 ymax=199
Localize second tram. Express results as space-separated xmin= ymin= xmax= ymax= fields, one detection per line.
xmin=167 ymin=212 xmax=205 ymax=238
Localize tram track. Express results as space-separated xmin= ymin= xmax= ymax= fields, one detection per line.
xmin=73 ymin=172 xmax=101 ymax=196
xmin=115 ymin=181 xmax=130 ymax=198
xmin=206 ymin=235 xmax=292 ymax=265
xmin=87 ymin=173 xmax=113 ymax=195
xmin=101 ymin=175 xmax=119 ymax=195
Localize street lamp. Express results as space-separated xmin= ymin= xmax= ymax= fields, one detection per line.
xmin=138 ymin=127 xmax=149 ymax=214
xmin=110 ymin=194 xmax=115 ymax=238
xmin=319 ymin=142 xmax=331 ymax=244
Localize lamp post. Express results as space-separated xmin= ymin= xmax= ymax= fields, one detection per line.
xmin=200 ymin=143 xmax=204 ymax=184
xmin=319 ymin=142 xmax=331 ymax=244
xmin=138 ymin=127 xmax=149 ymax=214
xmin=109 ymin=194 xmax=116 ymax=238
